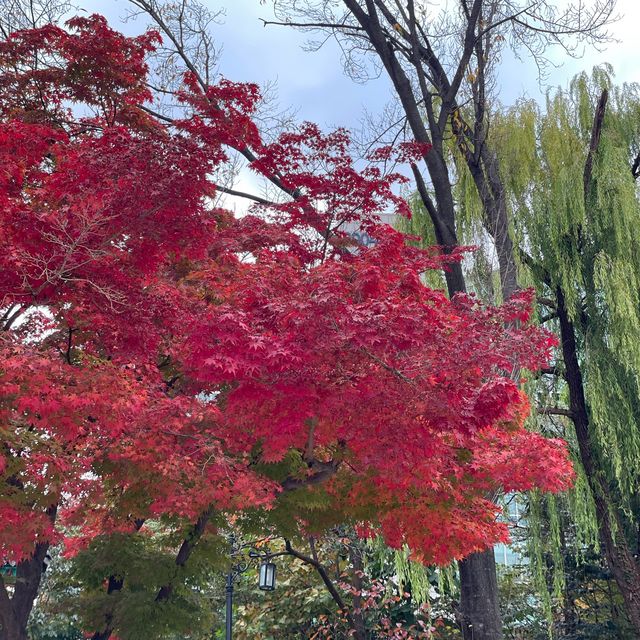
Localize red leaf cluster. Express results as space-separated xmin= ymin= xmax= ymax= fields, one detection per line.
xmin=0 ymin=15 xmax=573 ymax=566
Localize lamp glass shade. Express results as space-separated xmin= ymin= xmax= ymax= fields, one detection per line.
xmin=258 ymin=561 xmax=276 ymax=591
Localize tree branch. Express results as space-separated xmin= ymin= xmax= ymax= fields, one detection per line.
xmin=584 ymin=89 xmax=608 ymax=198
xmin=284 ymin=539 xmax=363 ymax=638
xmin=539 ymin=311 xmax=558 ymax=324
xmin=360 ymin=347 xmax=415 ymax=385
xmin=538 ymin=366 xmax=563 ymax=378
xmin=518 ymin=247 xmax=551 ymax=286
xmin=213 ymin=184 xmax=279 ymax=207
xmin=537 ymin=296 xmax=557 ymax=310
xmin=63 ymin=327 xmax=75 ymax=365
xmin=155 ymin=507 xmax=213 ymax=602
xmin=261 ymin=18 xmax=364 ymax=33
xmin=631 ymin=150 xmax=640 ymax=181
xmin=2 ymin=304 xmax=29 ymax=331
xmin=537 ymin=406 xmax=574 ymax=418
xmin=139 ymin=104 xmax=175 ymax=124
xmin=129 ymin=0 xmax=208 ymax=91
xmin=281 ymin=458 xmax=339 ymax=491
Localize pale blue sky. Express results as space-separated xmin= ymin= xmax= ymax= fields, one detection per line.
xmin=78 ymin=0 xmax=639 ymax=130
xmin=78 ymin=0 xmax=389 ymax=129
xmin=73 ymin=0 xmax=639 ymax=211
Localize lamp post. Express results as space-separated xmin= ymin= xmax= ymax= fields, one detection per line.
xmin=224 ymin=570 xmax=236 ymax=640
xmin=224 ymin=535 xmax=277 ymax=640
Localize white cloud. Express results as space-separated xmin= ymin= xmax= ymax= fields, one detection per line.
xmin=73 ymin=1 xmax=638 ymax=127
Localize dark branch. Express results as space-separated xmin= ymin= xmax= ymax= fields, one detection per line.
xmin=538 ymin=366 xmax=563 ymax=378
xmin=537 ymin=406 xmax=574 ymax=418
xmin=539 ymin=311 xmax=558 ymax=324
xmin=213 ymin=184 xmax=280 ymax=207
xmin=281 ymin=459 xmax=339 ymax=491
xmin=139 ymin=104 xmax=175 ymax=124
xmin=261 ymin=18 xmax=365 ymax=32
xmin=518 ymin=247 xmax=551 ymax=286
xmin=632 ymin=150 xmax=640 ymax=181
xmin=584 ymin=89 xmax=608 ymax=197
xmin=3 ymin=304 xmax=28 ymax=331
xmin=360 ymin=347 xmax=414 ymax=385
xmin=284 ymin=539 xmax=361 ymax=636
xmin=537 ymin=296 xmax=557 ymax=309
xmin=155 ymin=507 xmax=213 ymax=602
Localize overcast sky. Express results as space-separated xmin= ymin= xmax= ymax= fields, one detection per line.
xmin=74 ymin=0 xmax=639 ymax=211
xmin=79 ymin=0 xmax=640 ymax=131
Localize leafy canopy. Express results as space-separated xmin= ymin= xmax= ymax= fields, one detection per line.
xmin=0 ymin=15 xmax=573 ymax=572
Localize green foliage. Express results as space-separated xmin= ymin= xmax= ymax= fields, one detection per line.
xmin=496 ymin=65 xmax=640 ymax=518
xmin=27 ymin=549 xmax=83 ymax=640
xmin=234 ymin=533 xmax=449 ymax=639
xmin=495 ymin=558 xmax=634 ymax=640
xmin=401 ymin=186 xmax=501 ymax=300
xmin=397 ymin=194 xmax=447 ymax=293
xmin=27 ymin=615 xmax=83 ymax=640
xmin=234 ymin=557 xmax=335 ymax=639
xmin=44 ymin=527 xmax=230 ymax=640
xmin=497 ymin=567 xmax=548 ymax=640
xmin=447 ymin=63 xmax=640 ymax=637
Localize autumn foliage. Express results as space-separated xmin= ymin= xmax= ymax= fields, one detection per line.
xmin=0 ymin=13 xmax=572 ymax=581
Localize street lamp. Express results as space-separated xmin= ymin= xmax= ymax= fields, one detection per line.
xmin=225 ymin=535 xmax=277 ymax=640
xmin=258 ymin=559 xmax=276 ymax=591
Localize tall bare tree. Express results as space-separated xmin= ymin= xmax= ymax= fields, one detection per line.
xmin=265 ymin=1 xmax=617 ymax=638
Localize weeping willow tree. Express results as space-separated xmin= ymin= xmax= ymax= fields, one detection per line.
xmin=447 ymin=65 xmax=640 ymax=636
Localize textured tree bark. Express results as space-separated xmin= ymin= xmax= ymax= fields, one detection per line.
xmin=348 ymin=545 xmax=367 ymax=640
xmin=0 ymin=608 xmax=27 ymax=640
xmin=556 ymin=287 xmax=640 ymax=637
xmin=457 ymin=549 xmax=503 ymax=640
xmin=0 ymin=537 xmax=51 ymax=640
xmin=464 ymin=146 xmax=518 ymax=302
xmin=0 ymin=583 xmax=25 ymax=640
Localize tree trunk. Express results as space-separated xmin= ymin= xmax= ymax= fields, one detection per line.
xmin=349 ymin=545 xmax=368 ymax=640
xmin=0 ymin=538 xmax=51 ymax=640
xmin=455 ymin=149 xmax=514 ymax=640
xmin=338 ymin=6 xmax=505 ymax=638
xmin=554 ymin=89 xmax=640 ymax=636
xmin=342 ymin=0 xmax=466 ymax=298
xmin=556 ymin=286 xmax=640 ymax=636
xmin=464 ymin=146 xmax=518 ymax=302
xmin=457 ymin=549 xmax=503 ymax=640
xmin=0 ymin=608 xmax=28 ymax=640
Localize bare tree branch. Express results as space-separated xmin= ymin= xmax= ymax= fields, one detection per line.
xmin=537 ymin=406 xmax=574 ymax=418
xmin=584 ymin=89 xmax=609 ymax=196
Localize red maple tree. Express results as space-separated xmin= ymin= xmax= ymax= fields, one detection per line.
xmin=0 ymin=15 xmax=572 ymax=639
